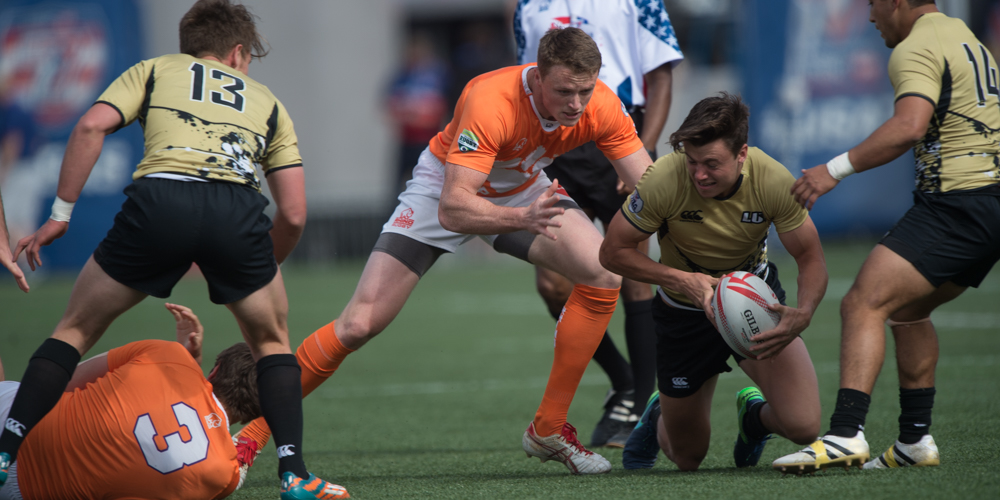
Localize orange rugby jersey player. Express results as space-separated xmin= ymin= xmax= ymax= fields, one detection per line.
xmin=427 ymin=64 xmax=643 ymax=197
xmin=16 ymin=340 xmax=240 ymax=500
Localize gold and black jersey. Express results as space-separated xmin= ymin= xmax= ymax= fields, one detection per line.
xmin=890 ymin=12 xmax=1000 ymax=193
xmin=621 ymin=148 xmax=808 ymax=307
xmin=96 ymin=53 xmax=301 ymax=191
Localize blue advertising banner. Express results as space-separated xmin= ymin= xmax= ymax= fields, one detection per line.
xmin=739 ymin=0 xmax=913 ymax=237
xmin=0 ymin=0 xmax=143 ymax=271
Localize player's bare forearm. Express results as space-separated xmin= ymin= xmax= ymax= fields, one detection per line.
xmin=57 ymin=103 xmax=122 ymax=201
xmin=270 ymin=212 xmax=303 ymax=264
xmin=439 ymin=162 xmax=561 ymax=237
xmin=610 ymin=148 xmax=654 ymax=191
xmin=264 ymin=167 xmax=306 ymax=264
xmin=779 ymin=218 xmax=827 ymax=317
xmin=640 ymin=64 xmax=673 ymax=153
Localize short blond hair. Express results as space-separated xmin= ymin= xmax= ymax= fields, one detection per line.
xmin=537 ymin=27 xmax=601 ymax=77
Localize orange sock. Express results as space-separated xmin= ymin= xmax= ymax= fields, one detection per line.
xmin=533 ymin=284 xmax=619 ymax=437
xmin=237 ymin=320 xmax=355 ymax=447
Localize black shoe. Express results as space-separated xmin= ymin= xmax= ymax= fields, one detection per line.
xmin=590 ymin=389 xmax=637 ymax=448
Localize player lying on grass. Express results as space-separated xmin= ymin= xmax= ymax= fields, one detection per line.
xmin=774 ymin=0 xmax=1000 ymax=473
xmin=599 ymin=93 xmax=828 ymax=471
xmin=232 ymin=26 xmax=654 ymax=476
xmin=0 ymin=1 xmax=345 ymax=497
xmin=0 ymin=303 xmax=272 ymax=500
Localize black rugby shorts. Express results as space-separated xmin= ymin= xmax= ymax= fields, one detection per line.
xmin=880 ymin=184 xmax=1000 ymax=288
xmin=94 ymin=177 xmax=278 ymax=304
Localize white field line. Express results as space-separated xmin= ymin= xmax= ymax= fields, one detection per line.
xmin=314 ymin=354 xmax=999 ymax=400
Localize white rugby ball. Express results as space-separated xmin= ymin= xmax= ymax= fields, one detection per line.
xmin=711 ymin=271 xmax=782 ymax=358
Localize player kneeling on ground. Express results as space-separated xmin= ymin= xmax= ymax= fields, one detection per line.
xmin=600 ymin=93 xmax=828 ymax=470
xmin=0 ymin=304 xmax=273 ymax=500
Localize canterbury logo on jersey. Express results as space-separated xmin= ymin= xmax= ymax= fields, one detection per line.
xmin=4 ymin=418 xmax=25 ymax=437
xmin=277 ymin=444 xmax=296 ymax=458
xmin=741 ymin=211 xmax=765 ymax=224
xmin=672 ymin=377 xmax=689 ymax=388
xmin=680 ymin=210 xmax=703 ymax=222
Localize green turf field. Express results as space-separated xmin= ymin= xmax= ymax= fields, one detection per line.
xmin=1 ymin=241 xmax=998 ymax=499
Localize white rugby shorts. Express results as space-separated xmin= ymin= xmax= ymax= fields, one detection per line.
xmin=382 ymin=147 xmax=571 ymax=252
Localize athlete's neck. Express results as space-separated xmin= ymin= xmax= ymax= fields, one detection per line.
xmin=526 ymin=67 xmax=556 ymax=121
xmin=900 ymin=5 xmax=939 ymax=42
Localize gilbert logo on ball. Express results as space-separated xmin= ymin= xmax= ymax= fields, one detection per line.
xmin=712 ymin=271 xmax=781 ymax=358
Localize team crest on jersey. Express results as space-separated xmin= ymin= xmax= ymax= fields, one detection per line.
xmin=458 ymin=129 xmax=480 ymax=152
xmin=204 ymin=413 xmax=224 ymax=429
xmin=628 ymin=189 xmax=644 ymax=214
xmin=392 ymin=208 xmax=415 ymax=229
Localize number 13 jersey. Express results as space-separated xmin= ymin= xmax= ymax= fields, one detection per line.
xmin=17 ymin=340 xmax=240 ymax=500
xmin=97 ymin=53 xmax=302 ymax=191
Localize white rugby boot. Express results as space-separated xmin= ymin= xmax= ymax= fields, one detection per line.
xmin=772 ymin=431 xmax=870 ymax=474
xmin=523 ymin=421 xmax=612 ymax=474
xmin=863 ymin=434 xmax=939 ymax=469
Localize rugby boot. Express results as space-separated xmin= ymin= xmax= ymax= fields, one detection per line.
xmin=772 ymin=431 xmax=870 ymax=474
xmin=234 ymin=434 xmax=261 ymax=489
xmin=280 ymin=472 xmax=349 ymax=500
xmin=622 ymin=392 xmax=661 ymax=469
xmin=863 ymin=434 xmax=939 ymax=469
xmin=734 ymin=387 xmax=773 ymax=467
xmin=523 ymin=421 xmax=612 ymax=474
xmin=590 ymin=389 xmax=637 ymax=448
xmin=0 ymin=451 xmax=10 ymax=487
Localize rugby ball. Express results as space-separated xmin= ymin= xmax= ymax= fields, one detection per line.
xmin=711 ymin=271 xmax=782 ymax=358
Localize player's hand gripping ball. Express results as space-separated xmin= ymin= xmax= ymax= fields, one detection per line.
xmin=711 ymin=271 xmax=781 ymax=358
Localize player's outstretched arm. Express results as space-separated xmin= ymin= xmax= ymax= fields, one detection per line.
xmin=791 ymin=95 xmax=933 ymax=209
xmin=166 ymin=303 xmax=204 ymax=365
xmin=439 ymin=162 xmax=564 ymax=238
xmin=264 ymin=166 xmax=306 ymax=264
xmin=752 ymin=217 xmax=828 ymax=360
xmin=609 ymin=147 xmax=654 ymax=193
xmin=14 ymin=103 xmax=122 ymax=269
xmin=600 ymin=211 xmax=718 ymax=318
xmin=0 ymin=191 xmax=28 ymax=292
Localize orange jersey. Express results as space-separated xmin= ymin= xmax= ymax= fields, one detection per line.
xmin=17 ymin=340 xmax=240 ymax=500
xmin=428 ymin=64 xmax=643 ymax=197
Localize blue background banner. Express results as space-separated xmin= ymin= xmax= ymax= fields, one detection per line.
xmin=739 ymin=0 xmax=913 ymax=237
xmin=0 ymin=0 xmax=144 ymax=270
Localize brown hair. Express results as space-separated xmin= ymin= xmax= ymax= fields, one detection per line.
xmin=211 ymin=342 xmax=260 ymax=425
xmin=179 ymin=0 xmax=269 ymax=60
xmin=669 ymin=92 xmax=750 ymax=156
xmin=537 ymin=27 xmax=601 ymax=77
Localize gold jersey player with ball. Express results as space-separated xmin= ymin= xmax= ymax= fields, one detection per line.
xmin=775 ymin=0 xmax=1000 ymax=473
xmin=601 ymin=93 xmax=829 ymax=471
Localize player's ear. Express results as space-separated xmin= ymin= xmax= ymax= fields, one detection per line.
xmin=207 ymin=365 xmax=220 ymax=382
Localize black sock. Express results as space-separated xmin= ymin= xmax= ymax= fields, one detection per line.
xmin=0 ymin=339 xmax=81 ymax=460
xmin=257 ymin=354 xmax=308 ymax=479
xmin=898 ymin=387 xmax=935 ymax=444
xmin=743 ymin=401 xmax=771 ymax=440
xmin=591 ymin=332 xmax=634 ymax=394
xmin=828 ymin=388 xmax=871 ymax=437
xmin=623 ymin=299 xmax=656 ymax=416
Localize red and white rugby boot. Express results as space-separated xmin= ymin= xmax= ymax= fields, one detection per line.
xmin=522 ymin=422 xmax=612 ymax=474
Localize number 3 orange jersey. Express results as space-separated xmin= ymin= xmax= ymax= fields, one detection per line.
xmin=17 ymin=340 xmax=240 ymax=500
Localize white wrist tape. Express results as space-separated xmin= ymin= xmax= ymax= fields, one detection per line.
xmin=826 ymin=152 xmax=856 ymax=181
xmin=50 ymin=197 xmax=75 ymax=222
